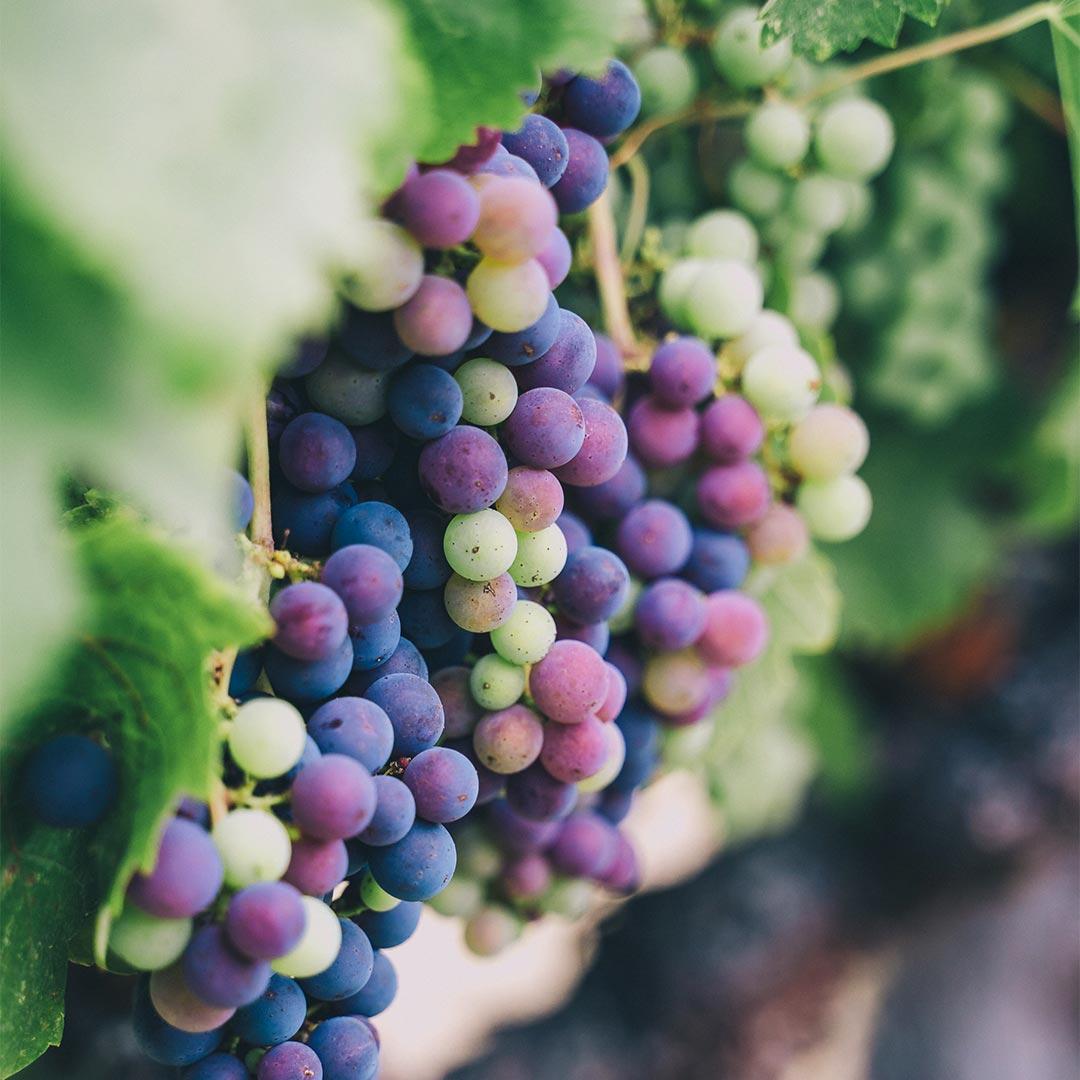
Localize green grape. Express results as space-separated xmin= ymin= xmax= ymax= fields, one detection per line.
xmin=684 ymin=259 xmax=764 ymax=339
xmin=607 ymin=577 xmax=642 ymax=635
xmin=658 ymin=257 xmax=706 ymax=325
xmin=745 ymin=101 xmax=810 ymax=170
xmin=464 ymin=906 xmax=522 ymax=956
xmin=428 ymin=875 xmax=485 ymax=918
xmin=271 ymin=896 xmax=341 ymax=978
xmin=789 ymin=404 xmax=869 ymax=480
xmin=306 ymin=352 xmax=389 ymax=426
xmin=642 ymin=648 xmax=710 ymax=717
xmin=228 ymin=698 xmax=306 ymax=779
xmin=815 ymin=97 xmax=895 ymax=180
xmin=836 ymin=180 xmax=873 ymax=236
xmin=728 ymin=158 xmax=788 ymax=219
xmin=686 ymin=209 xmax=759 ymax=263
xmin=576 ymin=723 xmax=626 ymax=794
xmin=790 ymin=174 xmax=851 ymax=233
xmin=774 ymin=226 xmax=827 ymax=272
xmin=443 ymin=509 xmax=518 ymax=582
xmin=790 ymin=271 xmax=840 ymax=330
xmin=741 ymin=344 xmax=821 ymax=421
xmin=109 ymin=906 xmax=192 ymax=971
xmin=338 ymin=220 xmax=424 ymax=312
xmin=509 ymin=524 xmax=567 ymax=588
xmin=456 ymin=828 xmax=503 ymax=878
xmin=455 ymin=357 xmax=519 ymax=427
xmin=466 ymin=257 xmax=550 ymax=333
xmin=360 ymin=872 xmax=400 ymax=913
xmin=489 ymin=600 xmax=556 ymax=664
xmin=796 ymin=474 xmax=873 ymax=542
xmin=635 ymin=46 xmax=699 ymax=116
xmin=726 ymin=310 xmax=800 ymax=372
xmin=542 ymin=878 xmax=593 ymax=919
xmin=212 ymin=809 xmax=292 ymax=888
xmin=711 ymin=6 xmax=792 ymax=89
xmin=469 ymin=653 xmax=526 ymax=711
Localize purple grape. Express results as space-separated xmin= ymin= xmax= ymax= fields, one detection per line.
xmin=396 ymin=588 xmax=457 ymax=650
xmin=515 ymin=309 xmax=597 ymax=394
xmin=596 ymin=661 xmax=627 ymax=722
xmin=322 ymin=544 xmax=403 ymax=627
xmin=501 ymin=852 xmax=552 ymax=900
xmin=403 ymin=747 xmax=479 ymax=823
xmin=562 ymin=60 xmax=642 ymax=138
xmin=634 ymin=578 xmax=707 ymax=651
xmin=182 ymin=1052 xmax=248 ymax=1080
xmin=330 ymin=953 xmax=397 ymax=1020
xmin=549 ymin=813 xmax=621 ymax=877
xmin=494 ymin=466 xmax=564 ymax=532
xmin=650 ymin=336 xmax=716 ymax=408
xmin=402 ymin=509 xmax=453 ymax=590
xmin=307 ymin=697 xmax=394 ymax=773
xmin=698 ymin=591 xmax=769 ymax=668
xmin=627 ymin=395 xmax=700 ymax=467
xmin=300 ymin=920 xmax=375 ymax=1002
xmin=365 ymin=672 xmax=445 ymax=758
xmin=438 ymin=126 xmax=503 ymax=173
xmin=700 ymin=394 xmax=765 ymax=462
xmin=182 ymin=925 xmax=271 ymax=1008
xmin=684 ymin=528 xmax=751 ymax=592
xmin=291 ymin=755 xmax=377 ymax=841
xmin=331 ymin=501 xmax=412 ymax=570
xmin=553 ymin=396 xmax=628 ymax=486
xmin=554 ymin=613 xmax=610 ymax=655
xmin=348 ymin=422 xmax=398 ymax=484
xmin=386 ymin=364 xmax=464 ymax=440
xmin=483 ymin=293 xmax=561 ymax=366
xmin=267 ymin=381 xmax=305 ymax=443
xmin=231 ymin=973 xmax=306 ymax=1047
xmin=505 ymin=763 xmax=576 ymax=822
xmin=606 ymin=641 xmax=642 ymax=697
xmin=22 ymin=734 xmax=117 ymax=829
xmin=350 ymin=611 xmax=401 ymax=671
xmin=574 ymin=454 xmax=645 ymax=521
xmin=284 ymin=836 xmax=349 ymax=896
xmin=550 ymin=545 xmax=630 ymax=625
xmin=354 ymin=900 xmax=423 ymax=949
xmin=269 ymin=582 xmax=349 ymax=662
xmin=472 ymin=704 xmax=545 ymax=775
xmin=696 ymin=461 xmax=772 ymax=529
xmin=501 ymin=114 xmax=570 ymax=187
xmin=263 ymin=636 xmax=354 ymax=702
xmin=225 ymin=881 xmax=307 ymax=960
xmin=336 ymin=306 xmax=413 ymax=373
xmin=418 ymin=426 xmax=508 ymax=514
xmin=357 ymin=775 xmax=416 ymax=846
xmin=444 ymin=738 xmax=505 ymax=805
xmin=393 ymin=277 xmax=473 ymax=357
xmin=394 ymin=168 xmax=481 ymax=248
xmin=588 ymin=332 xmax=625 ymax=400
xmin=536 ymin=227 xmax=573 ymax=289
xmin=477 ymin=152 xmax=541 ymax=182
xmin=597 ymin=788 xmax=634 ymax=825
xmin=258 ymin=1041 xmax=324 ymax=1080
xmin=128 ymin=817 xmax=223 ymax=919
xmin=278 ymin=414 xmax=357 ymax=494
xmin=366 ymin=821 xmax=456 ymax=901
xmin=556 ymin=510 xmax=593 ymax=554
xmin=344 ymin=637 xmax=428 ymax=695
xmin=615 ymin=500 xmax=693 ymax=578
xmin=551 ymin=129 xmax=609 ymax=214
xmin=541 ymin=715 xmax=609 ymax=782
xmin=597 ymin=829 xmax=639 ymax=892
xmin=272 ymin=481 xmax=357 ymax=557
xmin=503 ymin=387 xmax=586 ymax=469
xmin=132 ymin=977 xmax=224 ymax=1066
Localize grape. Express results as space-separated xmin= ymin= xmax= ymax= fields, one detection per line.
xmin=224 ymin=881 xmax=307 ymax=961
xmin=548 ymin=813 xmax=619 ymax=877
xmin=299 ymin=919 xmax=374 ymax=1003
xmin=355 ymin=900 xmax=422 ymax=949
xmin=588 ymin=332 xmax=625 ymax=400
xmin=109 ymin=906 xmax=192 ymax=971
xmin=711 ymin=6 xmax=792 ymax=89
xmin=696 ymin=461 xmax=772 ymax=529
xmin=557 ymin=510 xmax=593 ymax=554
xmin=554 ymin=397 xmax=628 ymax=486
xmin=283 ymin=836 xmax=348 ymax=896
xmin=530 ymin=640 xmax=609 ymax=724
xmin=350 ymin=611 xmax=402 ymax=671
xmin=322 ymin=544 xmax=403 ymax=626
xmin=402 ymin=509 xmax=453 ymax=590
xmin=635 ymin=46 xmax=698 ymax=117
xmin=505 ymin=763 xmax=576 ymax=822
xmin=473 ymin=176 xmax=559 ymax=262
xmin=501 ymin=114 xmax=570 ymax=187
xmin=606 ymin=577 xmax=642 ymax=636
xmin=700 ymin=394 xmax=765 ymax=462
xmin=228 ymin=647 xmax=263 ymax=698
xmin=396 ymin=588 xmax=457 ymax=650
xmin=307 ymin=697 xmax=394 ymax=773
xmin=555 ymin=613 xmax=610 ymax=655
xmin=386 ymin=363 xmax=465 ymax=440
xmin=271 ymin=897 xmax=342 ymax=979
xmin=789 ymin=270 xmax=840 ymax=330
xmin=510 ymin=523 xmax=567 ymax=587
xmin=658 ymin=257 xmax=706 ymax=325
xmin=791 ymin=174 xmax=851 ymax=233
xmin=598 ymin=830 xmax=639 ymax=892
xmin=815 ymin=97 xmax=895 ymax=180
xmin=575 ymin=455 xmax=645 ymax=522
xmin=551 ymin=129 xmax=609 ymax=214
xmin=466 ymin=257 xmax=550 ymax=333
xmin=228 ymin=698 xmax=306 ymax=780
xmin=331 ymin=954 xmax=397 ymax=1019
xmin=541 ymin=715 xmax=609 ymax=782
xmin=741 ymin=344 xmax=821 ymax=420
xmin=183 ymin=1052 xmax=249 ymax=1080
xmin=489 ymin=599 xmax=556 ymax=664
xmin=746 ymin=503 xmax=810 ymax=565
xmin=229 ymin=973 xmax=306 ymax=1047
xmin=486 ymin=800 xmax=560 ymax=853
xmin=359 ymin=872 xmax=400 ymax=912
xmin=477 ymin=152 xmax=541 ymax=182
xmin=627 ymin=396 xmax=700 ymax=467
xmin=263 ymin=636 xmax=354 ymax=702
xmin=484 ymin=292 xmax=561 ymax=366
xmin=291 ymin=754 xmax=376 ymax=841
xmin=745 ymin=101 xmax=811 ymax=170
xmin=357 ymin=775 xmax=416 ymax=847
xmin=796 ymin=474 xmax=873 ymax=541
xmin=469 ymin=653 xmax=526 ymax=711
xmin=472 ymin=705 xmax=545 ymax=774
xmin=454 ymin=358 xmax=519 ymax=427
xmin=418 ymin=426 xmax=508 ymax=514
xmin=367 ymin=821 xmax=456 ymax=901
xmin=269 ymin=582 xmax=349 ymax=662
xmin=305 ymin=355 xmax=389 ymax=427
xmin=337 ymin=306 xmax=413 ymax=373
xmin=432 ymin=666 xmax=484 ymax=740
xmin=350 ymin=421 xmax=398 ymax=483
xmin=272 ymin=482 xmax=357 ymax=558
xmin=444 ymin=571 xmax=517 ymax=633
xmin=728 ymin=157 xmax=788 ymax=219
xmin=642 ymin=649 xmax=711 ymax=717
xmin=635 ymin=578 xmax=707 ymax=651
xmin=577 ymin=722 xmax=627 ymax=793
xmin=684 ymin=259 xmax=764 ymax=339
xmin=346 ymin=637 xmax=428 ymax=695
xmin=501 ymin=852 xmax=552 ymax=900
xmin=698 ymin=591 xmax=769 ymax=669
xmin=339 ymin=220 xmax=424 ymax=312
xmin=515 ymin=310 xmax=597 ymax=394
xmin=549 ymin=546 xmax=628 ymax=626
xmin=230 ymin=470 xmax=255 ymax=533
xmin=789 ymin=403 xmax=869 ymax=479
xmin=495 ymin=467 xmax=564 ymax=532
xmin=442 ymin=508 xmax=518 ymax=581
xmin=404 ymin=747 xmax=480 ymax=823
xmin=615 ymin=500 xmax=693 ymax=578
xmin=726 ymin=310 xmax=800 ymax=371
xmin=684 ymin=528 xmax=751 ymax=592
xmin=503 ymin=387 xmax=586 ymax=468
xmin=595 ymin=663 xmax=628 ymax=723
xmin=394 ymin=274 xmax=474 ymax=359
xmin=463 ymin=907 xmax=523 ymax=956
xmin=648 ymin=336 xmax=716 ymax=408
xmin=128 ymin=817 xmax=224 ymax=919
xmin=278 ymin=414 xmax=356 ymax=495
xmin=181 ymin=924 xmax=271 ymax=1008
xmin=21 ymin=734 xmax=117 ymax=829
xmin=563 ymin=60 xmax=641 ymax=138
xmin=132 ymin=975 xmax=224 ymax=1065
xmin=394 ymin=168 xmax=480 ymax=248
xmin=445 ymin=739 xmax=504 ymax=806
xmin=365 ymin=672 xmax=446 ymax=757
xmin=213 ymin=809 xmax=293 ymax=889
xmin=258 ymin=1041 xmax=324 ymax=1080
xmin=147 ymin=963 xmax=236 ymax=1035
xmin=686 ymin=210 xmax=759 ymax=263
xmin=330 ymin=501 xmax=412 ymax=570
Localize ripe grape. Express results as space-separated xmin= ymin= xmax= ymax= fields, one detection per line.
xmin=698 ymin=591 xmax=769 ymax=667
xmin=696 ymin=460 xmax=772 ymax=530
xmin=393 ymin=168 xmax=480 ymax=248
xmin=21 ymin=734 xmax=117 ymax=829
xmin=278 ymin=414 xmax=357 ymax=494
xmin=330 ymin=502 xmax=413 ymax=570
xmin=501 ymin=114 xmax=570 ymax=187
xmin=386 ymin=362 xmax=464 ymax=439
xmin=357 ymin=775 xmax=416 ymax=847
xmin=258 ymin=1041 xmax=324 ymax=1080
xmin=321 ymin=543 xmax=403 ymax=627
xmin=615 ymin=500 xmax=693 ymax=578
xmin=128 ymin=817 xmax=224 ymax=919
xmin=182 ymin=924 xmax=272 ymax=1008
xmin=562 ymin=60 xmax=642 ymax=138
xmin=299 ymin=919 xmax=375 ymax=1002
xmin=307 ymin=697 xmax=393 ymax=773
xmin=503 ymin=387 xmax=586 ymax=468
xmin=224 ymin=882 xmax=307 ymax=961
xmin=404 ymin=747 xmax=480 ymax=823
xmin=418 ymin=426 xmax=509 ymax=514
xmin=530 ymin=640 xmax=609 ymax=724
xmin=366 ymin=821 xmax=457 ymax=901
xmin=551 ymin=129 xmax=609 ymax=214
xmin=700 ymin=394 xmax=765 ymax=462
xmin=444 ymin=571 xmax=517 ymax=633
xmin=364 ymin=672 xmax=446 ymax=757
xmin=283 ymin=836 xmax=349 ymax=896
xmin=330 ymin=952 xmax=397 ymax=1018
xmin=269 ymin=582 xmax=349 ymax=662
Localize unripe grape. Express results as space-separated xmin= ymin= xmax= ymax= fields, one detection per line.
xmin=469 ymin=654 xmax=527 ymax=711
xmin=228 ymin=698 xmax=307 ymax=780
xmin=686 ymin=210 xmax=759 ymax=263
xmin=789 ymin=271 xmax=840 ymax=330
xmin=467 ymin=258 xmax=550 ymax=332
xmin=271 ymin=897 xmax=342 ymax=978
xmin=815 ymin=97 xmax=895 ymax=180
xmin=712 ymin=6 xmax=792 ymax=89
xmin=340 ymin=221 xmax=423 ymax=312
xmin=635 ymin=46 xmax=698 ymax=116
xmin=789 ymin=404 xmax=869 ymax=480
xmin=741 ymin=344 xmax=821 ymax=421
xmin=489 ymin=600 xmax=556 ymax=664
xmin=797 ymin=475 xmax=873 ymax=542
xmin=726 ymin=310 xmax=800 ymax=372
xmin=745 ymin=102 xmax=810 ymax=170
xmin=728 ymin=158 xmax=788 ymax=219
xmin=443 ymin=510 xmax=518 ymax=582
xmin=684 ymin=260 xmax=763 ymax=339
xmin=213 ymin=810 xmax=292 ymax=888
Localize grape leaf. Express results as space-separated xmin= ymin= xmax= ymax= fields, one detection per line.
xmin=0 ymin=518 xmax=269 ymax=1078
xmin=748 ymin=549 xmax=843 ymax=654
xmin=760 ymin=0 xmax=949 ymax=60
xmin=1051 ymin=11 xmax=1080 ymax=251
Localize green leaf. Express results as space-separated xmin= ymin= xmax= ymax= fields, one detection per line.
xmin=1051 ymin=11 xmax=1080 ymax=252
xmin=0 ymin=519 xmax=268 ymax=1078
xmin=748 ymin=549 xmax=843 ymax=654
xmin=760 ymin=0 xmax=949 ymax=60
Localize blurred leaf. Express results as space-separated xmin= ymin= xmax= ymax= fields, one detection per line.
xmin=0 ymin=518 xmax=268 ymax=1077
xmin=748 ymin=550 xmax=843 ymax=654
xmin=1051 ymin=11 xmax=1080 ymax=250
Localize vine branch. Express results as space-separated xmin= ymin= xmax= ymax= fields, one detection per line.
xmin=588 ymin=190 xmax=641 ymax=364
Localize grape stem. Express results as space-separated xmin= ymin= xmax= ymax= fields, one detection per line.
xmin=246 ymin=386 xmax=274 ymax=561
xmin=588 ymin=189 xmax=644 ymax=364
xmin=620 ymin=155 xmax=652 ymax=268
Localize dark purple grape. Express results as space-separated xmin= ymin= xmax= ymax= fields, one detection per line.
xmin=225 ymin=881 xmax=307 ymax=960
xmin=279 ymin=414 xmax=357 ymax=494
xmin=700 ymin=394 xmax=765 ymax=462
xmin=350 ymin=611 xmax=402 ymax=672
xmin=431 ymin=666 xmax=484 ymax=740
xmin=487 ymin=798 xmax=561 ymax=853
xmin=336 ymin=306 xmax=411 ymax=372
xmin=505 ymin=763 xmax=577 ymax=822
xmin=183 ymin=924 xmax=271 ymax=1008
xmin=270 ymin=582 xmax=349 ymax=662
xmin=354 ymin=900 xmax=422 ymax=949
xmin=501 ymin=115 xmax=570 ymax=187
xmin=365 ymin=672 xmax=446 ymax=757
xmin=331 ymin=501 xmax=412 ymax=570
xmin=263 ymin=636 xmax=355 ymax=702
xmin=562 ymin=60 xmax=642 ymax=138
xmin=502 ymin=387 xmax=586 ymax=469
xmin=402 ymin=509 xmax=453 ymax=591
xmin=393 ymin=168 xmax=481 ymax=248
xmin=588 ymin=332 xmax=625 ymax=399
xmin=300 ymin=919 xmax=375 ymax=1002
xmin=397 ymin=587 xmax=458 ymax=650
xmin=322 ymin=544 xmax=403 ymax=627
xmin=419 ymin=426 xmax=508 ymax=514
xmin=330 ymin=953 xmax=397 ymax=1019
xmin=553 ymin=396 xmax=628 ymax=486
xmin=483 ymin=293 xmax=561 ymax=366
xmin=386 ymin=363 xmax=464 ymax=439
xmin=551 ymin=129 xmax=609 ymax=214
xmin=549 ymin=813 xmax=621 ymax=877
xmin=22 ymin=734 xmax=117 ymax=829
xmin=551 ymin=545 xmax=630 ymax=625
xmin=696 ymin=461 xmax=772 ymax=529
xmin=366 ymin=822 xmax=457 ymax=901
xmin=357 ymin=775 xmax=416 ymax=846
xmin=650 ymin=336 xmax=716 ymax=408
xmin=258 ymin=1040 xmax=324 ymax=1080
xmin=515 ymin=309 xmax=596 ymax=394
xmin=574 ymin=454 xmax=645 ymax=521
xmin=684 ymin=528 xmax=751 ymax=592
xmin=291 ymin=755 xmax=377 ymax=841
xmin=556 ymin=510 xmax=593 ymax=554
xmin=182 ymin=1051 xmax=248 ymax=1079
xmin=627 ymin=395 xmax=700 ymax=467
xmin=272 ymin=481 xmax=357 ymax=557
xmin=230 ymin=973 xmax=306 ymax=1047
xmin=308 ymin=697 xmax=394 ymax=773
xmin=634 ymin=578 xmax=707 ymax=651
xmin=403 ymin=747 xmax=479 ymax=823
xmin=127 ymin=817 xmax=223 ymax=919
xmin=615 ymin=499 xmax=693 ymax=578
xmin=284 ymin=836 xmax=349 ymax=896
